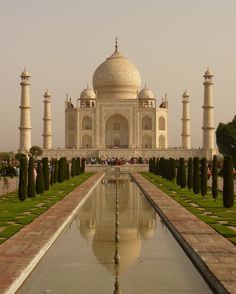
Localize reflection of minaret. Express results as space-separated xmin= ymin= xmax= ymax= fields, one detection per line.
xmin=202 ymin=68 xmax=215 ymax=150
xmin=43 ymin=90 xmax=52 ymax=149
xmin=181 ymin=90 xmax=191 ymax=149
xmin=19 ymin=68 xmax=32 ymax=153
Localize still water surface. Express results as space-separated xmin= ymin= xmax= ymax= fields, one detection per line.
xmin=18 ymin=174 xmax=212 ymax=293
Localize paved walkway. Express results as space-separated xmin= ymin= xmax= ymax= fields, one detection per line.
xmin=132 ymin=173 xmax=236 ymax=294
xmin=0 ymin=173 xmax=103 ymax=294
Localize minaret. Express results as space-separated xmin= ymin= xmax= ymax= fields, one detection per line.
xmin=181 ymin=90 xmax=191 ymax=149
xmin=42 ymin=90 xmax=52 ymax=149
xmin=202 ymin=68 xmax=215 ymax=150
xmin=19 ymin=67 xmax=32 ymax=153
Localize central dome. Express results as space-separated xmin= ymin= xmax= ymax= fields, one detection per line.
xmin=93 ymin=50 xmax=141 ymax=99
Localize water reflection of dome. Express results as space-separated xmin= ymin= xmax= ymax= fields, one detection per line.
xmin=92 ymin=226 xmax=141 ymax=275
xmin=77 ymin=175 xmax=157 ymax=275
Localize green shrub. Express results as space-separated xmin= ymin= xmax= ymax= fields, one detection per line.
xmin=223 ymin=155 xmax=234 ymax=208
xmin=42 ymin=157 xmax=49 ymax=191
xmin=58 ymin=157 xmax=64 ymax=183
xmin=200 ymin=157 xmax=207 ymax=196
xmin=71 ymin=158 xmax=75 ymax=177
xmin=212 ymin=155 xmax=218 ymax=200
xmin=50 ymin=158 xmax=54 ymax=186
xmin=193 ymin=157 xmax=200 ymax=194
xmin=179 ymin=157 xmax=186 ymax=188
xmin=18 ymin=157 xmax=28 ymax=201
xmin=155 ymin=157 xmax=160 ymax=175
xmin=66 ymin=162 xmax=70 ymax=180
xmin=54 ymin=159 xmax=58 ymax=183
xmin=170 ymin=158 xmax=176 ymax=182
xmin=81 ymin=158 xmax=86 ymax=173
xmin=36 ymin=161 xmax=44 ymax=194
xmin=77 ymin=157 xmax=81 ymax=175
xmin=187 ymin=157 xmax=193 ymax=190
xmin=27 ymin=156 xmax=35 ymax=198
xmin=148 ymin=158 xmax=152 ymax=172
xmin=159 ymin=157 xmax=165 ymax=178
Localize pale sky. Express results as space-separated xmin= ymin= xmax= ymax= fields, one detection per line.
xmin=0 ymin=0 xmax=235 ymax=152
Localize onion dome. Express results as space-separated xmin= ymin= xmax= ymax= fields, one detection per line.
xmin=138 ymin=87 xmax=154 ymax=99
xmin=93 ymin=48 xmax=141 ymax=99
xmin=80 ymin=86 xmax=96 ymax=100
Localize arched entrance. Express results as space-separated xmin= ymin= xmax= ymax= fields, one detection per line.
xmin=105 ymin=114 xmax=129 ymax=148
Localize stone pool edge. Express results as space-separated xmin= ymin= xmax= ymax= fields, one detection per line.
xmin=0 ymin=172 xmax=104 ymax=294
xmin=132 ymin=173 xmax=235 ymax=294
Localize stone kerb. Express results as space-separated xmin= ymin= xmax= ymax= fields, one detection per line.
xmin=132 ymin=173 xmax=236 ymax=294
xmin=0 ymin=173 xmax=104 ymax=294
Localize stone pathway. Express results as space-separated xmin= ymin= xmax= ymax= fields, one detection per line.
xmin=132 ymin=173 xmax=236 ymax=294
xmin=0 ymin=173 xmax=103 ymax=294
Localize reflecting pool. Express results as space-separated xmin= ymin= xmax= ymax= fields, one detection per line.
xmin=18 ymin=173 xmax=212 ymax=293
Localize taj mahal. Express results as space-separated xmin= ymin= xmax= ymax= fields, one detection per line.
xmin=18 ymin=41 xmax=216 ymax=160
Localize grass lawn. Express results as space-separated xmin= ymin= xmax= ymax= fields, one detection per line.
xmin=0 ymin=173 xmax=93 ymax=244
xmin=141 ymin=172 xmax=236 ymax=245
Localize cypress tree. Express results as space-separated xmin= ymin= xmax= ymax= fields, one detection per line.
xmin=81 ymin=157 xmax=86 ymax=173
xmin=36 ymin=161 xmax=44 ymax=194
xmin=176 ymin=165 xmax=180 ymax=186
xmin=71 ymin=158 xmax=75 ymax=177
xmin=42 ymin=157 xmax=50 ymax=191
xmin=179 ymin=157 xmax=186 ymax=188
xmin=212 ymin=155 xmax=218 ymax=200
xmin=167 ymin=158 xmax=172 ymax=180
xmin=50 ymin=158 xmax=54 ymax=186
xmin=200 ymin=157 xmax=208 ymax=196
xmin=223 ymin=155 xmax=234 ymax=208
xmin=159 ymin=157 xmax=165 ymax=177
xmin=148 ymin=158 xmax=152 ymax=172
xmin=165 ymin=159 xmax=169 ymax=180
xmin=193 ymin=157 xmax=200 ymax=195
xmin=187 ymin=157 xmax=193 ymax=190
xmin=18 ymin=157 xmax=28 ymax=201
xmin=66 ymin=162 xmax=70 ymax=180
xmin=75 ymin=157 xmax=79 ymax=175
xmin=77 ymin=157 xmax=81 ymax=174
xmin=155 ymin=157 xmax=159 ymax=175
xmin=58 ymin=157 xmax=64 ymax=183
xmin=162 ymin=159 xmax=167 ymax=179
xmin=169 ymin=158 xmax=176 ymax=182
xmin=54 ymin=159 xmax=58 ymax=183
xmin=64 ymin=157 xmax=67 ymax=180
xmin=27 ymin=156 xmax=35 ymax=197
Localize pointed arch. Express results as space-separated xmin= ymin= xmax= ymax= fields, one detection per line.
xmin=142 ymin=116 xmax=152 ymax=130
xmin=159 ymin=135 xmax=165 ymax=149
xmin=82 ymin=134 xmax=92 ymax=148
xmin=159 ymin=116 xmax=166 ymax=130
xmin=82 ymin=116 xmax=92 ymax=130
xmin=105 ymin=114 xmax=129 ymax=148
xmin=142 ymin=135 xmax=152 ymax=148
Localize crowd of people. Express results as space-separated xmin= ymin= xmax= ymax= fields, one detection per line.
xmin=86 ymin=157 xmax=148 ymax=165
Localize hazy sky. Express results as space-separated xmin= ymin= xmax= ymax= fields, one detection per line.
xmin=0 ymin=0 xmax=235 ymax=152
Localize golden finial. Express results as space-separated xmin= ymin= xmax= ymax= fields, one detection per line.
xmin=115 ymin=37 xmax=118 ymax=52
